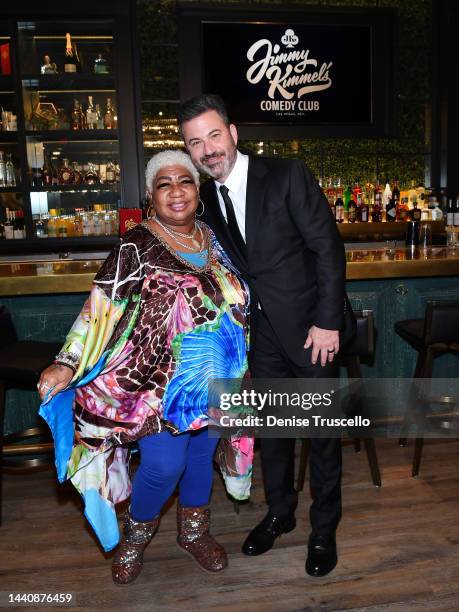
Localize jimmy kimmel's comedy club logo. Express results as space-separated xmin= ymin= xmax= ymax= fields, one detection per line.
xmin=246 ymin=28 xmax=333 ymax=115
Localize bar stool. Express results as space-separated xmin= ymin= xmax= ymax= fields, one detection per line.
xmin=395 ymin=300 xmax=459 ymax=476
xmin=0 ymin=306 xmax=62 ymax=525
xmin=297 ymin=310 xmax=382 ymax=491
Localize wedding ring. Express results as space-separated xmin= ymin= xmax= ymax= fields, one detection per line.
xmin=327 ymin=349 xmax=335 ymax=353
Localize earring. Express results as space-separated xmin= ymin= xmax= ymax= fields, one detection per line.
xmin=196 ymin=199 xmax=205 ymax=217
xmin=146 ymin=204 xmax=156 ymax=220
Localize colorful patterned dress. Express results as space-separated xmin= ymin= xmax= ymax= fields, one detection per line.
xmin=40 ymin=221 xmax=253 ymax=551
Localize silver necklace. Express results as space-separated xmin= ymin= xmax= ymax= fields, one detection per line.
xmin=155 ymin=217 xmax=203 ymax=251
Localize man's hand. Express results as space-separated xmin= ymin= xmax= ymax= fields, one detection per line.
xmin=304 ymin=326 xmax=340 ymax=367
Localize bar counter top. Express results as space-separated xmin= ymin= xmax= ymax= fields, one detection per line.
xmin=1 ymin=247 xmax=459 ymax=295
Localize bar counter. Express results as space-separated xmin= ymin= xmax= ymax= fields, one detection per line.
xmin=1 ymin=247 xmax=459 ymax=295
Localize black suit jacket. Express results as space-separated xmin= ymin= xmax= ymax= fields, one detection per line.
xmin=201 ymin=154 xmax=346 ymax=366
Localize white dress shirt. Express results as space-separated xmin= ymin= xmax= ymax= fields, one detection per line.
xmin=215 ymin=151 xmax=249 ymax=242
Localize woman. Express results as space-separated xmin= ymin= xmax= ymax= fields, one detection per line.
xmin=38 ymin=150 xmax=253 ymax=585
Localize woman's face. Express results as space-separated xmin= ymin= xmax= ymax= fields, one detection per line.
xmin=150 ymin=164 xmax=198 ymax=227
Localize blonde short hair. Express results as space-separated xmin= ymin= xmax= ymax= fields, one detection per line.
xmin=145 ymin=149 xmax=200 ymax=190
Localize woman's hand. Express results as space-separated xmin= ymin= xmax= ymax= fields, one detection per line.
xmin=37 ymin=363 xmax=74 ymax=400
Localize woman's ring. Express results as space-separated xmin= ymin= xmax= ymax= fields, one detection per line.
xmin=327 ymin=349 xmax=335 ymax=353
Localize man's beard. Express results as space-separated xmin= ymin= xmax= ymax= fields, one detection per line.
xmin=196 ymin=147 xmax=237 ymax=180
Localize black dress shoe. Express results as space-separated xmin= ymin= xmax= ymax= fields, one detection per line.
xmin=305 ymin=532 xmax=337 ymax=577
xmin=242 ymin=513 xmax=296 ymax=556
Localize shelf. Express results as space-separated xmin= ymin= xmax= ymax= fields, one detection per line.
xmin=29 ymin=183 xmax=119 ymax=192
xmin=0 ymin=132 xmax=19 ymax=142
xmin=22 ymin=73 xmax=115 ymax=91
xmin=0 ymin=235 xmax=118 ymax=256
xmin=0 ymin=186 xmax=22 ymax=192
xmin=25 ymin=129 xmax=118 ymax=141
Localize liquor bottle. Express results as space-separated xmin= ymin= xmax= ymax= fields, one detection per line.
xmin=371 ymin=190 xmax=382 ymax=222
xmin=397 ymin=197 xmax=410 ymax=222
xmin=85 ymin=95 xmax=97 ymax=129
xmin=382 ymin=179 xmax=392 ymax=220
xmin=84 ymin=163 xmax=99 ymax=185
xmin=446 ymin=198 xmax=454 ymax=226
xmin=114 ymin=160 xmax=121 ymax=183
xmin=392 ymin=178 xmax=400 ymax=206
xmin=352 ymin=179 xmax=362 ymax=207
xmin=348 ymin=198 xmax=357 ymax=223
xmin=335 ymin=177 xmax=344 ymax=200
xmin=454 ymin=197 xmax=459 ymax=227
xmin=13 ymin=209 xmax=25 ymax=239
xmin=325 ymin=177 xmax=336 ymax=209
xmin=386 ymin=193 xmax=397 ymax=222
xmin=343 ymin=183 xmax=352 ymax=222
xmin=360 ymin=193 xmax=369 ymax=223
xmin=64 ymin=33 xmax=79 ymax=73
xmin=51 ymin=157 xmax=59 ymax=185
xmin=410 ymin=200 xmax=422 ymax=221
xmin=103 ymin=97 xmax=116 ymax=129
xmin=430 ymin=199 xmax=443 ymax=221
xmin=4 ymin=208 xmax=14 ymax=239
xmin=58 ymin=158 xmax=73 ymax=185
xmin=95 ymin=104 xmax=104 ymax=129
xmin=71 ymin=161 xmax=82 ymax=185
xmin=335 ymin=196 xmax=344 ymax=223
xmin=94 ymin=53 xmax=109 ymax=74
xmin=41 ymin=55 xmax=58 ymax=74
xmin=71 ymin=99 xmax=84 ymax=130
xmin=5 ymin=153 xmax=15 ymax=187
xmin=42 ymin=152 xmax=53 ymax=186
xmin=0 ymin=150 xmax=6 ymax=186
xmin=105 ymin=160 xmax=116 ymax=183
xmin=34 ymin=214 xmax=46 ymax=238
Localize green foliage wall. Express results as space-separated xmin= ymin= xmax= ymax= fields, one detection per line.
xmin=136 ymin=0 xmax=432 ymax=187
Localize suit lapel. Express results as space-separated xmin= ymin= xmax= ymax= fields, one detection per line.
xmin=245 ymin=156 xmax=269 ymax=257
xmin=200 ymin=180 xmax=249 ymax=274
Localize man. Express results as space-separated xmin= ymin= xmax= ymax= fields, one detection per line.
xmin=177 ymin=94 xmax=347 ymax=577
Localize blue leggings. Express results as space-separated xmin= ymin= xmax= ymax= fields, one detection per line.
xmin=130 ymin=428 xmax=220 ymax=521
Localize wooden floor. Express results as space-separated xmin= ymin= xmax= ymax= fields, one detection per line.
xmin=1 ymin=438 xmax=459 ymax=612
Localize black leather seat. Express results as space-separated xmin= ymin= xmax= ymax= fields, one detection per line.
xmin=297 ymin=310 xmax=381 ymax=491
xmin=395 ymin=300 xmax=459 ymax=475
xmin=0 ymin=306 xmax=62 ymax=525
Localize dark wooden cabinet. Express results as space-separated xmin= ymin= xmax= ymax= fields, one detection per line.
xmin=0 ymin=0 xmax=142 ymax=254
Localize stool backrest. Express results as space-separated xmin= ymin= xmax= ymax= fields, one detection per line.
xmin=341 ymin=310 xmax=374 ymax=358
xmin=425 ymin=300 xmax=459 ymax=345
xmin=0 ymin=306 xmax=18 ymax=348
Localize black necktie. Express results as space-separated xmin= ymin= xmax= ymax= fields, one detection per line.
xmin=219 ymin=184 xmax=247 ymax=260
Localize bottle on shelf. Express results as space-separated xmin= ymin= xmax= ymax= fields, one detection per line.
xmin=58 ymin=158 xmax=73 ymax=185
xmin=31 ymin=166 xmax=43 ymax=187
xmin=42 ymin=152 xmax=54 ymax=186
xmin=94 ymin=53 xmax=109 ymax=74
xmin=114 ymin=161 xmax=121 ymax=183
xmin=64 ymin=33 xmax=80 ymax=73
xmin=0 ymin=151 xmax=6 ymax=187
xmin=51 ymin=157 xmax=59 ymax=186
xmin=348 ymin=197 xmax=357 ymax=223
xmin=335 ymin=194 xmax=344 ymax=223
xmin=325 ymin=177 xmax=336 ymax=209
xmin=0 ymin=214 xmax=4 ymax=239
xmin=397 ymin=196 xmax=410 ymax=221
xmin=71 ymin=99 xmax=84 ymax=130
xmin=86 ymin=95 xmax=97 ymax=129
xmin=360 ymin=192 xmax=369 ymax=223
xmin=382 ymin=179 xmax=392 ymax=221
xmin=71 ymin=161 xmax=83 ymax=185
xmin=103 ymin=97 xmax=117 ymax=129
xmin=392 ymin=178 xmax=400 ymax=208
xmin=105 ymin=160 xmax=116 ymax=184
xmin=352 ymin=179 xmax=362 ymax=208
xmin=34 ymin=214 xmax=47 ymax=238
xmin=84 ymin=163 xmax=99 ymax=185
xmin=410 ymin=199 xmax=422 ymax=222
xmin=4 ymin=208 xmax=14 ymax=239
xmin=13 ymin=209 xmax=25 ymax=239
xmin=343 ymin=182 xmax=352 ymax=222
xmin=95 ymin=104 xmax=104 ymax=129
xmin=47 ymin=209 xmax=58 ymax=238
xmin=446 ymin=198 xmax=454 ymax=226
xmin=41 ymin=55 xmax=58 ymax=74
xmin=5 ymin=153 xmax=15 ymax=187
xmin=454 ymin=196 xmax=459 ymax=227
xmin=430 ymin=198 xmax=443 ymax=221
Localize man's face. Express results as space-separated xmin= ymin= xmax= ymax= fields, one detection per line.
xmin=181 ymin=110 xmax=238 ymax=182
